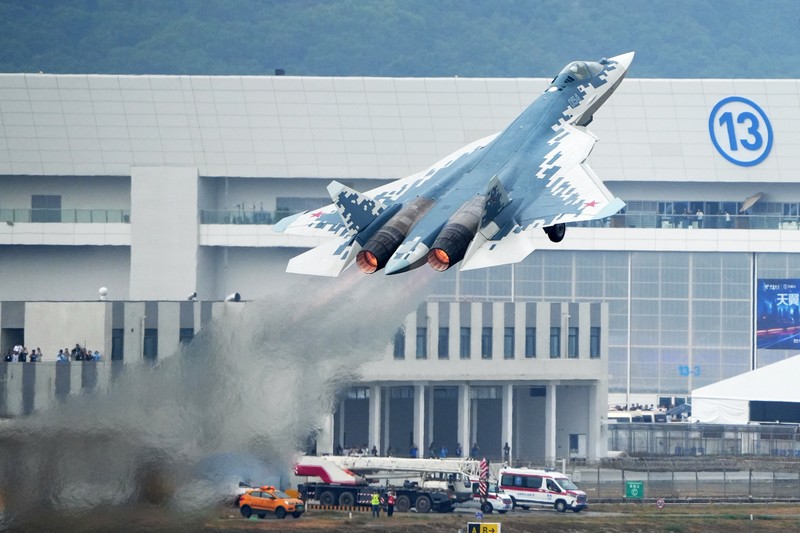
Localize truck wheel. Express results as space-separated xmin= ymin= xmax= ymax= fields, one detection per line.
xmin=338 ymin=491 xmax=355 ymax=507
xmin=240 ymin=505 xmax=252 ymax=518
xmin=395 ymin=495 xmax=411 ymax=513
xmin=481 ymin=502 xmax=493 ymax=514
xmin=275 ymin=507 xmax=287 ymax=519
xmin=319 ymin=491 xmax=336 ymax=506
xmin=554 ymin=499 xmax=567 ymax=513
xmin=415 ymin=495 xmax=432 ymax=513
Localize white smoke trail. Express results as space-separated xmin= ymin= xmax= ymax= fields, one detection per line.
xmin=0 ymin=267 xmax=437 ymax=529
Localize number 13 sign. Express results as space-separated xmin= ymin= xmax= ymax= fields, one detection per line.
xmin=709 ymin=96 xmax=773 ymax=167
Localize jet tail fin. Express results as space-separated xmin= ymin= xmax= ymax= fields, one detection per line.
xmin=327 ymin=181 xmax=387 ymax=237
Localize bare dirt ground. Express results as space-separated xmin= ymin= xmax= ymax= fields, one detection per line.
xmin=16 ymin=503 xmax=800 ymax=533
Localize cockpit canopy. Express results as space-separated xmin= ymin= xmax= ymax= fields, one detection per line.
xmin=548 ymin=60 xmax=605 ymax=91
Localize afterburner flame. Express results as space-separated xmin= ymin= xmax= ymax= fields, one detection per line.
xmin=356 ymin=250 xmax=379 ymax=274
xmin=427 ymin=248 xmax=451 ymax=271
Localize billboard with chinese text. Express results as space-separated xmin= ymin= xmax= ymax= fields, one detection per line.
xmin=756 ymin=279 xmax=800 ymax=349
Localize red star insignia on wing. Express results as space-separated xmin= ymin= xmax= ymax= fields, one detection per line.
xmin=584 ymin=200 xmax=598 ymax=208
xmin=310 ymin=210 xmax=323 ymax=218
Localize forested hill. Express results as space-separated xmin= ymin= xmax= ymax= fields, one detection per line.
xmin=2 ymin=0 xmax=799 ymax=78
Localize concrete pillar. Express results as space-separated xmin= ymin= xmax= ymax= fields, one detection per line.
xmin=413 ymin=383 xmax=426 ymax=454
xmin=502 ymin=383 xmax=513 ymax=464
xmin=587 ymin=383 xmax=599 ymax=461
xmin=157 ymin=301 xmax=180 ymax=360
xmin=369 ymin=384 xmax=382 ymax=453
xmin=545 ymin=383 xmax=557 ymax=464
xmin=337 ymin=399 xmax=346 ymax=450
xmin=426 ymin=386 xmax=435 ymax=454
xmin=382 ymin=388 xmax=391 ymax=455
xmin=317 ymin=413 xmax=334 ymax=455
xmin=470 ymin=397 xmax=478 ymax=454
xmin=449 ymin=303 xmax=459 ymax=359
xmin=458 ymin=383 xmax=470 ymax=457
xmin=514 ymin=302 xmax=526 ymax=358
xmin=470 ymin=303 xmax=481 ymax=358
xmin=404 ymin=311 xmax=415 ymax=359
xmin=124 ymin=301 xmax=146 ymax=362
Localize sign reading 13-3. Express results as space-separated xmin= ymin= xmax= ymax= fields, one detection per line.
xmin=709 ymin=96 xmax=773 ymax=167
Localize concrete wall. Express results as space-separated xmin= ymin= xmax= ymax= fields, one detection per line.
xmin=0 ymin=175 xmax=130 ymax=211
xmin=25 ymin=301 xmax=111 ymax=359
xmin=515 ymin=390 xmax=547 ymax=461
xmin=0 ymin=245 xmax=131 ymax=301
xmin=129 ymin=166 xmax=198 ymax=300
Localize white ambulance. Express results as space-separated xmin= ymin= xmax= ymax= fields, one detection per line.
xmin=498 ymin=467 xmax=587 ymax=513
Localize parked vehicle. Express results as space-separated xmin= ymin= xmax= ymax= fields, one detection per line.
xmin=237 ymin=485 xmax=305 ymax=519
xmin=294 ymin=455 xmax=457 ymax=513
xmin=498 ymin=467 xmax=587 ymax=513
xmin=459 ymin=481 xmax=512 ymax=514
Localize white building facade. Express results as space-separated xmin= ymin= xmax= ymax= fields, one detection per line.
xmin=1 ymin=72 xmax=800 ymax=461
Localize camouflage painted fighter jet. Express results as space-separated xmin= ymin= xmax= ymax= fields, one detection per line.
xmin=274 ymin=52 xmax=633 ymax=276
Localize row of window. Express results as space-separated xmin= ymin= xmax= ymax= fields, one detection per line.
xmin=393 ymin=326 xmax=601 ymax=360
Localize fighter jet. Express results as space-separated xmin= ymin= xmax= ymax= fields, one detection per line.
xmin=274 ymin=52 xmax=633 ymax=276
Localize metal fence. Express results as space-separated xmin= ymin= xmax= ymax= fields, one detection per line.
xmin=521 ymin=457 xmax=800 ymax=502
xmin=0 ymin=208 xmax=130 ymax=223
xmin=609 ymin=423 xmax=800 ymax=458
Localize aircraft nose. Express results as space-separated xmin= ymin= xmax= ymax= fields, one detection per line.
xmin=609 ymin=51 xmax=635 ymax=72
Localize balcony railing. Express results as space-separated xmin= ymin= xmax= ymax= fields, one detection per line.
xmin=0 ymin=208 xmax=130 ymax=223
xmin=200 ymin=209 xmax=292 ymax=225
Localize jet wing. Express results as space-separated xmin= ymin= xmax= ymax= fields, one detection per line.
xmin=459 ymin=124 xmax=624 ymax=271
xmin=515 ymin=124 xmax=625 ymax=228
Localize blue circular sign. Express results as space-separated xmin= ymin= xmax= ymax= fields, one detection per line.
xmin=709 ymin=96 xmax=773 ymax=167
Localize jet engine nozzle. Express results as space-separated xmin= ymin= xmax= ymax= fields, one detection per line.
xmin=356 ymin=197 xmax=434 ymax=274
xmin=427 ymin=196 xmax=484 ymax=272
xmin=356 ymin=226 xmax=406 ymax=274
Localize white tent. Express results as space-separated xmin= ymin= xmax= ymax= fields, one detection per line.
xmin=691 ymin=355 xmax=800 ymax=424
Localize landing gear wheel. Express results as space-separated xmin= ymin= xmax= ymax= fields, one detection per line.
xmin=555 ymin=500 xmax=567 ymax=513
xmin=481 ymin=502 xmax=493 ymax=514
xmin=319 ymin=491 xmax=336 ymax=506
xmin=275 ymin=507 xmax=287 ymax=519
xmin=415 ymin=495 xmax=432 ymax=513
xmin=257 ymin=512 xmax=266 ymax=519
xmin=544 ymin=223 xmax=566 ymax=243
xmin=292 ymin=511 xmax=303 ymax=518
xmin=395 ymin=494 xmax=411 ymax=513
xmin=338 ymin=491 xmax=355 ymax=507
xmin=240 ymin=505 xmax=252 ymax=518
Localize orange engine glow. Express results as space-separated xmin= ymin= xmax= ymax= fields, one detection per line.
xmin=427 ymin=248 xmax=451 ymax=272
xmin=356 ymin=250 xmax=379 ymax=274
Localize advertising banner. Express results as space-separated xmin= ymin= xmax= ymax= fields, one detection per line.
xmin=756 ymin=279 xmax=800 ymax=349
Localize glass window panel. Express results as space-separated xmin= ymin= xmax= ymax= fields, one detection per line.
xmin=481 ymin=327 xmax=492 ymax=359
xmin=504 ymin=327 xmax=514 ymax=359
xmin=416 ymin=327 xmax=427 ymax=359
xmin=460 ymin=327 xmax=470 ymax=359
xmin=394 ymin=329 xmax=406 ymax=358
xmin=550 ymin=327 xmax=561 ymax=358
xmin=438 ymin=327 xmax=449 ymax=359
xmin=525 ymin=327 xmax=536 ymax=358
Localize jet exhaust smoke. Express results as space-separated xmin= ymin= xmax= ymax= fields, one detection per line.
xmin=0 ymin=268 xmax=436 ymax=531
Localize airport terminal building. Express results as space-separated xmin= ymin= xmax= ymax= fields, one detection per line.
xmin=1 ymin=71 xmax=799 ymax=462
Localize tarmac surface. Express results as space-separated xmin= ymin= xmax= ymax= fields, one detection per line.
xmin=12 ymin=502 xmax=800 ymax=532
